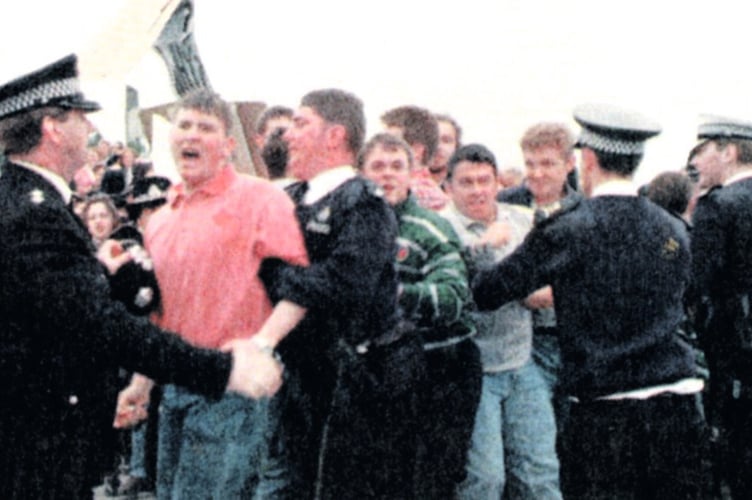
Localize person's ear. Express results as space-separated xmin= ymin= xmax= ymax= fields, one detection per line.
xmin=323 ymin=123 xmax=347 ymax=151
xmin=222 ymin=135 xmax=237 ymax=159
xmin=41 ymin=115 xmax=62 ymax=145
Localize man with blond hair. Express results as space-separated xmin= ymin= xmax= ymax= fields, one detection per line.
xmin=498 ymin=122 xmax=582 ymax=432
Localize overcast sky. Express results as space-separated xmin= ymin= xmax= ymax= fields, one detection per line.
xmin=3 ymin=0 xmax=751 ymax=185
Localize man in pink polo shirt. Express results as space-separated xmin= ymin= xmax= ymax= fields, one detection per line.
xmin=121 ymin=89 xmax=308 ymax=499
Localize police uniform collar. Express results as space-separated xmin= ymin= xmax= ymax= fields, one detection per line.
xmin=303 ymin=165 xmax=356 ymax=205
xmin=590 ymin=179 xmax=637 ymax=198
xmin=12 ymin=160 xmax=72 ymax=204
xmin=723 ymin=168 xmax=752 ymax=186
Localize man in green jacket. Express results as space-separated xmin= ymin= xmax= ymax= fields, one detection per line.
xmin=358 ymin=132 xmax=482 ymax=498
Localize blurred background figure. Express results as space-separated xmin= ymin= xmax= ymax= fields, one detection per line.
xmin=382 ymin=105 xmax=448 ymax=210
xmin=254 ymin=105 xmax=293 ymax=148
xmin=262 ymin=127 xmax=294 ymax=188
xmin=254 ymin=105 xmax=294 ymax=186
xmin=497 ymin=165 xmax=524 ymax=191
xmin=430 ymin=113 xmax=462 ymax=186
xmin=643 ymin=170 xmax=694 ymax=223
xmin=82 ymin=193 xmax=121 ymax=248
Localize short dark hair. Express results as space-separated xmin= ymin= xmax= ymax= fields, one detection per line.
xmin=173 ymin=89 xmax=234 ymax=133
xmin=301 ymin=89 xmax=365 ymax=154
xmin=446 ymin=143 xmax=498 ymax=181
xmin=381 ymin=106 xmax=438 ymax=165
xmin=591 ymin=149 xmax=643 ymax=176
xmin=261 ymin=128 xmax=289 ymax=179
xmin=712 ymin=137 xmax=752 ymax=165
xmin=0 ymin=106 xmax=69 ymax=155
xmin=255 ymin=105 xmax=293 ymax=136
xmin=356 ymin=133 xmax=414 ymax=171
xmin=645 ymin=171 xmax=693 ymax=214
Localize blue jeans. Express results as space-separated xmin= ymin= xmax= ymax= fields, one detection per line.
xmin=457 ymin=361 xmax=562 ymax=500
xmin=156 ymin=384 xmax=270 ymax=500
xmin=531 ymin=331 xmax=561 ymax=393
xmin=129 ymin=422 xmax=147 ymax=478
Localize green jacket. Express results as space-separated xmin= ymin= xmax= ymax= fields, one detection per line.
xmin=394 ymin=195 xmax=476 ymax=348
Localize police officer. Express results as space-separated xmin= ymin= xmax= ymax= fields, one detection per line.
xmin=689 ymin=115 xmax=752 ymax=499
xmin=472 ymin=104 xmax=706 ymax=499
xmin=261 ymin=89 xmax=420 ymax=499
xmin=0 ymin=54 xmax=282 ymax=499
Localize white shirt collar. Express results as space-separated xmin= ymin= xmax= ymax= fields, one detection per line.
xmin=303 ymin=165 xmax=357 ymax=205
xmin=724 ymin=168 xmax=752 ymax=186
xmin=13 ymin=160 xmax=72 ymax=204
xmin=590 ymin=179 xmax=637 ymax=198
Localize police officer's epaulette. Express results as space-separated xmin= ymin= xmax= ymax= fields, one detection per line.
xmin=534 ymin=194 xmax=584 ymax=229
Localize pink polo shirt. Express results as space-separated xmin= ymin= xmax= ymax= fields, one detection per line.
xmin=145 ymin=166 xmax=308 ymax=349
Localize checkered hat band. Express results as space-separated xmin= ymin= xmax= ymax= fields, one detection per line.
xmin=0 ymin=77 xmax=79 ymax=117
xmin=698 ymin=123 xmax=752 ymax=140
xmin=578 ymin=128 xmax=645 ymax=155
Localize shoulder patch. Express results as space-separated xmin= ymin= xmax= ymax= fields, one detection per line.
xmin=535 ymin=194 xmax=583 ymax=228
xmin=29 ymin=189 xmax=45 ymax=205
xmin=661 ymin=237 xmax=681 ymax=260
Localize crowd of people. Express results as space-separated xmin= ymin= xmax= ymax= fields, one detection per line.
xmin=1 ymin=53 xmax=751 ymax=500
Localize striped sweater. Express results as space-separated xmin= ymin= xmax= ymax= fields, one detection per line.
xmin=394 ymin=195 xmax=475 ymax=348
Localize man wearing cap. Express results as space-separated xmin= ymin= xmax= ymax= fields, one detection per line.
xmin=472 ymin=104 xmax=706 ymax=499
xmin=689 ymin=116 xmax=752 ymax=498
xmin=0 ymin=55 xmax=286 ymax=499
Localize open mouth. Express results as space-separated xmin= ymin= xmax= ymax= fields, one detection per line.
xmin=181 ymin=148 xmax=200 ymax=160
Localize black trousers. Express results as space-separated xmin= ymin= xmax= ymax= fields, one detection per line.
xmin=560 ymin=392 xmax=708 ymax=500
xmin=717 ymin=393 xmax=752 ymax=499
xmin=414 ymin=339 xmax=483 ymax=499
xmin=272 ymin=332 xmax=427 ymax=499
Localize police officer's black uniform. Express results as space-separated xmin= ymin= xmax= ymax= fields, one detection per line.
xmin=691 ymin=127 xmax=752 ymax=497
xmin=0 ymin=55 xmax=232 ymax=499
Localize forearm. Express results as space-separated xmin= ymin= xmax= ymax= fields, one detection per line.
xmin=128 ymin=373 xmax=155 ymax=393
xmin=400 ymin=280 xmax=468 ymax=325
xmin=252 ymin=300 xmax=307 ymax=348
xmin=523 ymin=286 xmax=554 ymax=309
